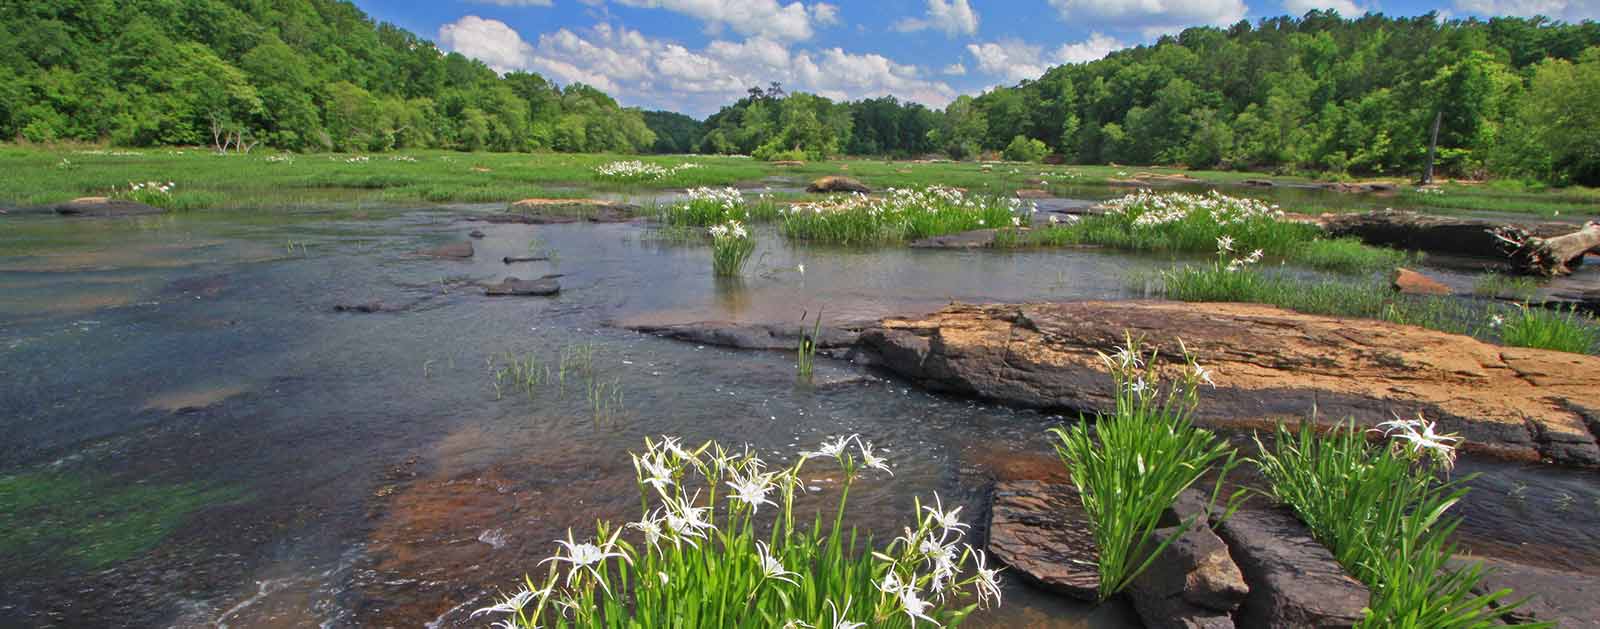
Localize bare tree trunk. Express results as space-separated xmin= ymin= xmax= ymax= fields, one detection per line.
xmin=1493 ymin=221 xmax=1600 ymax=277
xmin=209 ymin=114 xmax=227 ymax=154
xmin=1421 ymin=110 xmax=1442 ymax=185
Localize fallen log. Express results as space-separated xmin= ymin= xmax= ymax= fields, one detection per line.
xmin=1323 ymin=210 xmax=1598 ymax=274
xmin=502 ymin=255 xmax=550 ymax=264
xmin=1493 ymin=221 xmax=1600 ymax=277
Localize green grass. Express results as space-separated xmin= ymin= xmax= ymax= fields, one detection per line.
xmin=1253 ymin=421 xmax=1545 ymax=628
xmin=1047 ymin=335 xmax=1241 ymax=600
xmin=1472 ymin=272 xmax=1541 ymax=301
xmin=709 ymin=221 xmax=756 ymax=276
xmin=999 ymin=191 xmax=1413 ymax=274
xmin=0 ymin=472 xmax=239 ymax=571
xmin=1498 ymin=304 xmax=1600 ymax=354
xmin=780 ymin=187 xmax=1017 ymax=244
xmin=477 ymin=436 xmax=999 ymax=628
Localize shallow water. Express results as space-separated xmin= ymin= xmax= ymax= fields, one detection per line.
xmin=0 ymin=204 xmax=1595 ymax=628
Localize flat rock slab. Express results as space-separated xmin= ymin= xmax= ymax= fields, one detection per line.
xmin=627 ymin=320 xmax=868 ymax=351
xmin=53 ymin=197 xmax=165 ymax=217
xmin=858 ymin=301 xmax=1600 ymax=465
xmin=470 ymin=199 xmax=639 ymax=224
xmin=1449 ymin=557 xmax=1600 ymax=628
xmin=1215 ymin=507 xmax=1369 ymax=628
xmin=807 ymin=176 xmax=871 ymax=194
xmin=419 ymin=241 xmax=474 ymax=258
xmin=483 ymin=276 xmax=560 ymax=296
xmin=909 ymin=229 xmax=998 ymax=249
xmin=988 ymin=480 xmax=1100 ymax=601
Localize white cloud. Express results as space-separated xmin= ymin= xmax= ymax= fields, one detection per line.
xmin=811 ymin=2 xmax=840 ymax=26
xmin=469 ymin=0 xmax=555 ymax=6
xmin=1047 ymin=0 xmax=1247 ymax=37
xmin=942 ymin=63 xmax=967 ymax=76
xmin=967 ymin=33 xmax=1123 ymax=83
xmin=439 ymin=17 xmax=957 ymax=115
xmin=893 ymin=0 xmax=981 ymax=37
xmin=438 ymin=16 xmax=536 ymax=74
xmin=1055 ymin=32 xmax=1124 ymax=64
xmin=1283 ymin=0 xmax=1362 ymax=15
xmin=1453 ymin=0 xmax=1600 ymax=21
xmin=609 ymin=0 xmax=818 ymax=41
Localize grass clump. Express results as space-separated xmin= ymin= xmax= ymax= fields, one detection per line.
xmin=709 ymin=220 xmax=756 ymax=276
xmin=1496 ymin=304 xmax=1600 ymax=354
xmin=1004 ymin=190 xmax=1409 ymax=274
xmin=660 ymin=187 xmax=782 ymax=226
xmin=1472 ymin=272 xmax=1540 ymax=301
xmin=1047 ymin=335 xmax=1240 ymax=600
xmin=780 ymin=186 xmax=1017 ymax=245
xmin=1254 ymin=419 xmax=1544 ymax=628
xmin=475 ymin=435 xmax=1002 ymax=628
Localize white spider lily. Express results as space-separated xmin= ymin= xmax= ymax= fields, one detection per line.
xmin=897 ymin=584 xmax=940 ymax=627
xmin=756 ymin=541 xmax=800 ymax=585
xmin=827 ymin=598 xmax=867 ymax=629
xmin=923 ymin=494 xmax=968 ymax=540
xmin=539 ymin=529 xmax=631 ymax=593
xmin=1193 ymin=364 xmax=1216 ymax=387
xmin=858 ymin=440 xmax=892 ymax=475
xmin=1215 ymin=235 xmax=1235 ymax=253
xmin=662 ymin=492 xmax=714 ymax=545
xmin=1373 ymin=415 xmax=1461 ymax=470
xmin=627 ymin=510 xmax=665 ymax=551
xmin=800 ymin=434 xmax=858 ymax=460
xmin=632 ymin=451 xmax=676 ymax=492
xmin=969 ymin=546 xmax=1004 ymax=608
xmin=1128 ymin=377 xmax=1150 ymax=395
xmin=725 ymin=469 xmax=777 ymax=513
xmin=470 ymin=586 xmax=546 ymax=617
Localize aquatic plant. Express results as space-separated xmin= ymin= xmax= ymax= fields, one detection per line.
xmin=796 ymin=308 xmax=824 ymax=383
xmin=780 ymin=186 xmax=1017 ymax=245
xmin=1472 ymin=272 xmax=1540 ymax=301
xmin=593 ymin=160 xmax=704 ymax=183
xmin=1496 ymin=303 xmax=1600 ymax=354
xmin=476 ymin=434 xmax=1001 ymax=628
xmin=1047 ymin=335 xmax=1241 ymax=600
xmin=116 ymin=180 xmax=177 ymax=208
xmin=1253 ymin=419 xmax=1543 ymax=628
xmin=709 ymin=220 xmax=756 ymax=277
xmin=659 ymin=187 xmax=778 ymax=226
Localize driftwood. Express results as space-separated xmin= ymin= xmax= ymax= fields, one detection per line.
xmin=502 ymin=255 xmax=550 ymax=264
xmin=1493 ymin=221 xmax=1600 ymax=277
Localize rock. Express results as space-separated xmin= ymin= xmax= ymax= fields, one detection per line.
xmin=53 ymin=196 xmax=165 ymax=217
xmin=771 ymin=160 xmax=805 ymax=166
xmin=1241 ymin=179 xmax=1276 ymax=188
xmin=1015 ymin=188 xmax=1052 ymax=199
xmin=469 ymin=230 xmax=486 ymax=239
xmin=909 ymin=229 xmax=998 ymax=249
xmin=807 ymin=176 xmax=871 ymax=194
xmin=1448 ymin=557 xmax=1600 ymax=628
xmin=334 ymin=301 xmax=387 ymax=313
xmin=856 ymin=301 xmax=1600 ymax=465
xmin=483 ymin=275 xmax=560 ymax=297
xmin=419 ymin=241 xmax=474 ymax=258
xmin=502 ymin=256 xmax=550 ymax=264
xmin=1323 ymin=209 xmax=1587 ymax=259
xmin=627 ymin=320 xmax=867 ymax=351
xmin=987 ymin=480 xmax=1100 ymax=601
xmin=1215 ymin=507 xmax=1369 ymax=628
xmin=1126 ymin=491 xmax=1249 ymax=629
xmin=481 ymin=199 xmax=639 ymax=224
xmin=1392 ymin=268 xmax=1452 ymax=295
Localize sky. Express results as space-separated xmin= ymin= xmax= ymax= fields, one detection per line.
xmin=351 ymin=0 xmax=1600 ymax=118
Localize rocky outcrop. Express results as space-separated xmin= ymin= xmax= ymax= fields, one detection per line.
xmin=1323 ymin=209 xmax=1588 ymax=259
xmin=1128 ymin=493 xmax=1249 ymax=629
xmin=806 ymin=176 xmax=871 ymax=194
xmin=627 ymin=320 xmax=868 ymax=351
xmin=1215 ymin=507 xmax=1369 ymax=628
xmin=1451 ymin=557 xmax=1600 ymax=628
xmin=909 ymin=229 xmax=998 ymax=249
xmin=987 ymin=481 xmax=1100 ymax=601
xmin=53 ymin=197 xmax=165 ymax=217
xmin=1392 ymin=267 xmax=1451 ymax=295
xmin=857 ymin=301 xmax=1600 ymax=465
xmin=483 ymin=275 xmax=560 ymax=297
xmin=418 ymin=241 xmax=474 ymax=258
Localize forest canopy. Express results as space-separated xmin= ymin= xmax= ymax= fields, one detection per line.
xmin=2 ymin=2 xmax=1599 ymax=184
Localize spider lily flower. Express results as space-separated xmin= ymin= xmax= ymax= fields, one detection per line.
xmin=726 ymin=469 xmax=777 ymax=513
xmin=755 ymin=541 xmax=800 ymax=585
xmin=800 ymin=434 xmax=858 ymax=460
xmin=968 ymin=547 xmax=1004 ymax=608
xmin=858 ymin=440 xmax=892 ymax=475
xmin=897 ymin=584 xmax=941 ymax=627
xmin=1373 ymin=415 xmax=1461 ymax=470
xmin=539 ymin=528 xmax=631 ymax=593
xmin=627 ymin=510 xmax=665 ymax=551
xmin=661 ymin=492 xmax=714 ymax=544
xmin=470 ymin=586 xmax=546 ymax=617
xmin=632 ymin=451 xmax=676 ymax=492
xmin=922 ymin=494 xmax=968 ymax=540
xmin=1216 ymin=235 xmax=1235 ymax=253
xmin=1193 ymin=364 xmax=1216 ymax=387
xmin=827 ymin=599 xmax=867 ymax=629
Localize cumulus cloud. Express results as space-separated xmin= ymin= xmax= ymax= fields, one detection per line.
xmin=811 ymin=2 xmax=841 ymax=26
xmin=966 ymin=32 xmax=1123 ymax=83
xmin=1453 ymin=0 xmax=1600 ymax=21
xmin=438 ymin=15 xmax=536 ymax=74
xmin=1047 ymin=0 xmax=1247 ymax=36
xmin=609 ymin=0 xmax=818 ymax=41
xmin=942 ymin=63 xmax=967 ymax=76
xmin=893 ymin=0 xmax=981 ymax=37
xmin=438 ymin=16 xmax=957 ymax=116
xmin=1283 ymin=0 xmax=1363 ymax=15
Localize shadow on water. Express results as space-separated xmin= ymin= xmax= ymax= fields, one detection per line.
xmin=0 ymin=203 xmax=1595 ymax=627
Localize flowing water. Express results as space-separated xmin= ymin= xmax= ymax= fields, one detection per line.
xmin=1 ymin=202 xmax=1596 ymax=628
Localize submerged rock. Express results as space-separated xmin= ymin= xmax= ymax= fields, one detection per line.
xmin=483 ymin=275 xmax=560 ymax=297
xmin=1392 ymin=267 xmax=1451 ymax=295
xmin=1215 ymin=507 xmax=1369 ymax=628
xmin=627 ymin=320 xmax=867 ymax=351
xmin=419 ymin=241 xmax=474 ymax=259
xmin=1449 ymin=557 xmax=1600 ymax=628
xmin=334 ymin=300 xmax=388 ymax=313
xmin=472 ymin=199 xmax=640 ymax=224
xmin=53 ymin=196 xmax=165 ymax=217
xmin=909 ymin=229 xmax=998 ymax=249
xmin=857 ymin=301 xmax=1600 ymax=465
xmin=806 ymin=176 xmax=871 ymax=194
xmin=987 ymin=480 xmax=1101 ymax=601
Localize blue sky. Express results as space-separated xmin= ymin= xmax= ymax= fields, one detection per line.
xmin=352 ymin=0 xmax=1600 ymax=117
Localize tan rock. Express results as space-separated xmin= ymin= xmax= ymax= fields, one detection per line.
xmin=1392 ymin=268 xmax=1452 ymax=295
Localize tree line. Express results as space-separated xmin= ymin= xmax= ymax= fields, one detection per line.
xmin=4 ymin=3 xmax=1598 ymax=184
xmin=0 ymin=0 xmax=654 ymax=153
